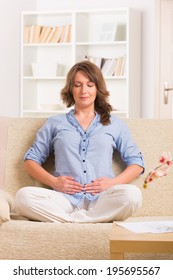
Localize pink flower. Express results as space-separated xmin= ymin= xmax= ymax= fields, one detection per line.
xmin=143 ymin=151 xmax=173 ymax=188
xmin=159 ymin=152 xmax=172 ymax=165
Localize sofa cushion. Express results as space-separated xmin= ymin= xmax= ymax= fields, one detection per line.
xmin=0 ymin=117 xmax=8 ymax=189
xmin=0 ymin=190 xmax=15 ymax=224
xmin=0 ymin=220 xmax=112 ymax=259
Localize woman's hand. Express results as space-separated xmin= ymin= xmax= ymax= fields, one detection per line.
xmin=52 ymin=176 xmax=83 ymax=195
xmin=83 ymin=177 xmax=115 ymax=195
xmin=83 ymin=164 xmax=143 ymax=195
xmin=24 ymin=160 xmax=83 ymax=195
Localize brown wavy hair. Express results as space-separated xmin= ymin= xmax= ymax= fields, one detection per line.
xmin=60 ymin=60 xmax=113 ymax=125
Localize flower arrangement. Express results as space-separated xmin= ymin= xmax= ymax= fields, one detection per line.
xmin=143 ymin=151 xmax=173 ymax=188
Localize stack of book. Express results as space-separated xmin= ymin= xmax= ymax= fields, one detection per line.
xmin=24 ymin=24 xmax=72 ymax=44
xmin=84 ymin=55 xmax=126 ymax=76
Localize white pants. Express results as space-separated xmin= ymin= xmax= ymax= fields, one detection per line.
xmin=14 ymin=185 xmax=142 ymax=223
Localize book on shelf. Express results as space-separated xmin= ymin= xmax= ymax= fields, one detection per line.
xmin=84 ymin=55 xmax=102 ymax=69
xmin=24 ymin=24 xmax=72 ymax=44
xmin=59 ymin=26 xmax=66 ymax=43
xmin=29 ymin=25 xmax=35 ymax=44
xmin=102 ymin=58 xmax=117 ymax=76
xmin=24 ymin=26 xmax=30 ymax=43
xmin=48 ymin=26 xmax=64 ymax=43
xmin=32 ymin=25 xmax=42 ymax=43
xmin=38 ymin=26 xmax=52 ymax=43
xmin=114 ymin=55 xmax=126 ymax=76
xmin=37 ymin=26 xmax=46 ymax=43
xmin=62 ymin=24 xmax=72 ymax=43
xmin=45 ymin=26 xmax=57 ymax=43
xmin=84 ymin=55 xmax=126 ymax=76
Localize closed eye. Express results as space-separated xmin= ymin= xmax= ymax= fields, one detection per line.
xmin=87 ymin=82 xmax=95 ymax=87
xmin=73 ymin=82 xmax=95 ymax=88
xmin=74 ymin=82 xmax=81 ymax=87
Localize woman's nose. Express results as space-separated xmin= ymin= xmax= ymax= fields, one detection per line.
xmin=81 ymin=84 xmax=87 ymax=94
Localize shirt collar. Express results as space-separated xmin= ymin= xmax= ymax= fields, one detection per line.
xmin=66 ymin=109 xmax=100 ymax=134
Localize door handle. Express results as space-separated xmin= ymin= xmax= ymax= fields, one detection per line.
xmin=164 ymin=82 xmax=173 ymax=104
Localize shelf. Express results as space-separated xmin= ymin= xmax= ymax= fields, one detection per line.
xmin=106 ymin=76 xmax=126 ymax=80
xmin=23 ymin=76 xmax=66 ymax=80
xmin=76 ymin=41 xmax=127 ymax=46
xmin=21 ymin=8 xmax=141 ymax=118
xmin=23 ymin=109 xmax=67 ymax=113
xmin=23 ymin=43 xmax=72 ymax=47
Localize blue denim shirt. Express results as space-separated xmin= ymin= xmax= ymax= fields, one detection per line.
xmin=24 ymin=109 xmax=145 ymax=206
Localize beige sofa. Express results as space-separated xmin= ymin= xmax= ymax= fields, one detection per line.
xmin=0 ymin=117 xmax=173 ymax=260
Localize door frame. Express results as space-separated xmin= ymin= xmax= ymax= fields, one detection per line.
xmin=154 ymin=0 xmax=173 ymax=118
xmin=154 ymin=0 xmax=161 ymax=118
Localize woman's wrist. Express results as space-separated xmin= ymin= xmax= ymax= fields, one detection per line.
xmin=47 ymin=174 xmax=57 ymax=189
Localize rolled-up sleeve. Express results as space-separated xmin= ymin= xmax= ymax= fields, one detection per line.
xmin=116 ymin=120 xmax=145 ymax=172
xmin=24 ymin=119 xmax=54 ymax=165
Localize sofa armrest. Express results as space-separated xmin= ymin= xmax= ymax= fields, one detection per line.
xmin=0 ymin=190 xmax=15 ymax=224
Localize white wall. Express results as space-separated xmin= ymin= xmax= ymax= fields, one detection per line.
xmin=0 ymin=0 xmax=155 ymax=118
xmin=0 ymin=0 xmax=36 ymax=117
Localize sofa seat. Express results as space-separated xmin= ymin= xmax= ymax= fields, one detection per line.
xmin=1 ymin=216 xmax=173 ymax=260
xmin=0 ymin=220 xmax=111 ymax=260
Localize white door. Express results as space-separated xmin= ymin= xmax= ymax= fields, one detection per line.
xmin=159 ymin=0 xmax=173 ymax=118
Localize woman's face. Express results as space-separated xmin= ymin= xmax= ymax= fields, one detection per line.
xmin=72 ymin=70 xmax=97 ymax=110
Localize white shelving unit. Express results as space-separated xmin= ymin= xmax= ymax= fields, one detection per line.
xmin=21 ymin=8 xmax=141 ymax=118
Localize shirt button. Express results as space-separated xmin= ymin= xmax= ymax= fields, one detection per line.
xmin=83 ymin=149 xmax=85 ymax=151
xmin=83 ymin=160 xmax=85 ymax=162
xmin=84 ymin=170 xmax=86 ymax=173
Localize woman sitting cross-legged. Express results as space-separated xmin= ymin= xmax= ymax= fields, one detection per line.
xmin=15 ymin=60 xmax=145 ymax=223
